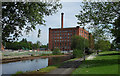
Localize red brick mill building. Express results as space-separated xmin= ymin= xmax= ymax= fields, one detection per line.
xmin=49 ymin=13 xmax=94 ymax=51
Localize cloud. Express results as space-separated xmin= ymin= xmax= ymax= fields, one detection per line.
xmin=19 ymin=2 xmax=82 ymax=45
xmin=60 ymin=0 xmax=84 ymax=2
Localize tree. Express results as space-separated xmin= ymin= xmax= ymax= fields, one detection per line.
xmin=71 ymin=35 xmax=89 ymax=58
xmin=71 ymin=35 xmax=89 ymax=50
xmin=111 ymin=17 xmax=120 ymax=46
xmin=2 ymin=1 xmax=62 ymax=42
xmin=40 ymin=45 xmax=48 ymax=48
xmin=76 ymin=2 xmax=120 ymax=41
xmin=95 ymin=39 xmax=111 ymax=51
xmin=21 ymin=38 xmax=27 ymax=42
xmin=52 ymin=48 xmax=61 ymax=55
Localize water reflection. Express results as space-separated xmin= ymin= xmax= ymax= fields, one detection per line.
xmin=2 ymin=55 xmax=72 ymax=74
xmin=48 ymin=56 xmax=72 ymax=65
xmin=2 ymin=58 xmax=48 ymax=74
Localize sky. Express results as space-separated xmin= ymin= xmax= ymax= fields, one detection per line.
xmin=19 ymin=2 xmax=83 ymax=45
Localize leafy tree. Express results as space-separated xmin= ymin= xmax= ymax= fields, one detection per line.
xmin=52 ymin=48 xmax=61 ymax=55
xmin=2 ymin=1 xmax=62 ymax=42
xmin=71 ymin=35 xmax=89 ymax=50
xmin=76 ymin=2 xmax=119 ymax=41
xmin=95 ymin=39 xmax=111 ymax=51
xmin=40 ymin=45 xmax=48 ymax=48
xmin=73 ymin=49 xmax=83 ymax=58
xmin=5 ymin=38 xmax=41 ymax=50
xmin=32 ymin=44 xmax=38 ymax=50
xmin=111 ymin=17 xmax=120 ymax=47
xmin=71 ymin=35 xmax=89 ymax=58
xmin=21 ymin=38 xmax=27 ymax=42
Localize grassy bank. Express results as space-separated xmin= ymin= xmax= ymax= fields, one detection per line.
xmin=12 ymin=62 xmax=63 ymax=76
xmin=13 ymin=57 xmax=80 ymax=75
xmin=72 ymin=51 xmax=120 ymax=75
xmin=24 ymin=57 xmax=80 ymax=74
xmin=24 ymin=63 xmax=61 ymax=74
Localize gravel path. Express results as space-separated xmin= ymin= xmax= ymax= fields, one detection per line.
xmin=86 ymin=54 xmax=96 ymax=60
xmin=44 ymin=61 xmax=82 ymax=76
xmin=43 ymin=55 xmax=96 ymax=76
xmin=43 ymin=57 xmax=87 ymax=76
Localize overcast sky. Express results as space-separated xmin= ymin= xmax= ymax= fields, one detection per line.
xmin=19 ymin=2 xmax=83 ymax=45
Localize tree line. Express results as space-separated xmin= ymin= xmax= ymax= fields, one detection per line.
xmin=1 ymin=1 xmax=119 ymax=51
xmin=4 ymin=38 xmax=48 ymax=50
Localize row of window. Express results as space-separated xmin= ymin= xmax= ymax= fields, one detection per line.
xmin=52 ymin=30 xmax=76 ymax=33
xmin=80 ymin=30 xmax=88 ymax=34
xmin=54 ymin=46 xmax=71 ymax=49
xmin=52 ymin=33 xmax=74 ymax=37
xmin=79 ymin=33 xmax=88 ymax=38
xmin=52 ymin=36 xmax=72 ymax=39
xmin=53 ymin=40 xmax=71 ymax=42
xmin=52 ymin=43 xmax=71 ymax=46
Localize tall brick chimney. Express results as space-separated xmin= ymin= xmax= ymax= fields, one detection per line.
xmin=61 ymin=13 xmax=64 ymax=28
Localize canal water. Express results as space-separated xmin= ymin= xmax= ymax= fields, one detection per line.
xmin=2 ymin=56 xmax=72 ymax=74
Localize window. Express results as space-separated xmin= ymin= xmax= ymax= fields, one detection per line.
xmin=60 ymin=43 xmax=61 ymax=46
xmin=60 ymin=37 xmax=62 ymax=39
xmin=52 ymin=31 xmax=54 ymax=33
xmin=60 ymin=33 xmax=61 ymax=36
xmin=65 ymin=36 xmax=67 ymax=39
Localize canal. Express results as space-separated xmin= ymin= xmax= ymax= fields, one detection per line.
xmin=2 ymin=55 xmax=72 ymax=74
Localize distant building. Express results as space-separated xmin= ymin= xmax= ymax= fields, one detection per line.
xmin=49 ymin=13 xmax=94 ymax=51
xmin=1 ymin=43 xmax=4 ymax=51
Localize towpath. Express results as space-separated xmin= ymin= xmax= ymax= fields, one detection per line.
xmin=43 ymin=54 xmax=96 ymax=76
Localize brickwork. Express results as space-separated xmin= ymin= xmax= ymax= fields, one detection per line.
xmin=48 ymin=13 xmax=94 ymax=51
xmin=49 ymin=26 xmax=90 ymax=51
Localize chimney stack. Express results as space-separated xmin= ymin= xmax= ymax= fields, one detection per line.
xmin=61 ymin=13 xmax=64 ymax=28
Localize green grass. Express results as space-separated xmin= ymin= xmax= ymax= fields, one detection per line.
xmin=12 ymin=71 xmax=24 ymax=76
xmin=25 ymin=64 xmax=60 ymax=74
xmin=24 ymin=61 xmax=66 ymax=74
xmin=72 ymin=51 xmax=120 ymax=75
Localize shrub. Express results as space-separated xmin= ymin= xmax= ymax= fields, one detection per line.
xmin=52 ymin=48 xmax=61 ymax=55
xmin=73 ymin=49 xmax=83 ymax=58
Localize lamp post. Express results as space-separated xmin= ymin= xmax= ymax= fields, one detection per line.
xmin=83 ymin=36 xmax=85 ymax=61
xmin=83 ymin=26 xmax=85 ymax=61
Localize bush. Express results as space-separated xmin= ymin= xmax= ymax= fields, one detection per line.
xmin=52 ymin=48 xmax=61 ymax=55
xmin=73 ymin=49 xmax=83 ymax=58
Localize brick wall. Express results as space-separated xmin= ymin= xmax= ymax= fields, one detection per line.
xmin=48 ymin=26 xmax=91 ymax=51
